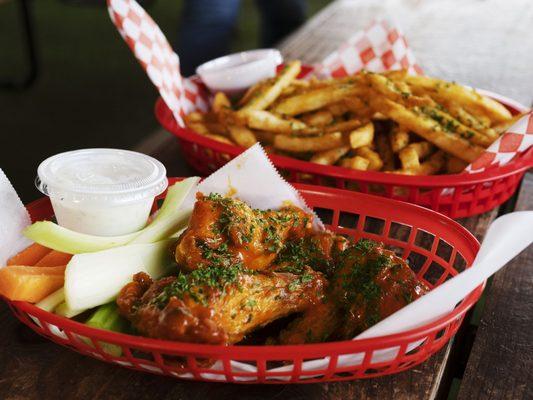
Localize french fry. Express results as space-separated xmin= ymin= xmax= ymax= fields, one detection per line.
xmin=301 ymin=110 xmax=334 ymax=127
xmin=369 ymin=96 xmax=484 ymax=162
xmin=402 ymin=75 xmax=512 ymax=123
xmin=238 ymin=80 xmax=269 ymax=107
xmin=245 ymin=110 xmax=307 ymax=133
xmin=340 ymin=156 xmax=369 ymax=171
xmin=310 ymin=146 xmax=350 ymax=165
xmin=228 ymin=125 xmax=258 ymax=148
xmin=212 ymin=92 xmax=231 ymax=114
xmin=355 ymin=146 xmax=383 ymax=171
xmin=325 ymin=119 xmax=364 ymax=133
xmin=184 ymin=112 xmax=205 ymax=123
xmin=492 ymin=113 xmax=524 ymax=134
xmin=375 ymin=131 xmax=395 ymax=170
xmin=446 ymin=156 xmax=468 ymax=174
xmin=239 ymin=60 xmax=301 ymax=112
xmin=349 ymin=122 xmax=374 ymax=149
xmin=328 ymin=102 xmax=350 ymax=117
xmin=365 ymin=72 xmax=432 ymax=108
xmin=343 ymin=97 xmax=373 ymax=119
xmin=421 ymin=106 xmax=493 ymax=147
xmin=254 ymin=130 xmax=276 ymax=144
xmin=274 ymin=132 xmax=344 ymax=153
xmin=205 ymin=133 xmax=234 ymax=145
xmin=399 ymin=142 xmax=433 ymax=170
xmin=273 ymin=85 xmax=363 ymax=116
xmin=389 ymin=124 xmax=410 ymax=152
xmin=417 ymin=151 xmax=445 ymax=175
xmin=186 ymin=122 xmax=212 ymax=136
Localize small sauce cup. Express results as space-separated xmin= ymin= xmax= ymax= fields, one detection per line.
xmin=36 ymin=149 xmax=168 ymax=236
xmin=196 ymin=49 xmax=283 ymax=96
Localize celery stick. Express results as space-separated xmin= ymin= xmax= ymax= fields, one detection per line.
xmin=65 ymin=239 xmax=174 ymax=310
xmin=129 ymin=177 xmax=199 ymax=244
xmin=24 ymin=222 xmax=137 ymax=254
xmin=36 ymin=288 xmax=65 ymax=312
xmin=55 ymin=301 xmax=86 ymax=318
xmin=24 ymin=178 xmax=199 ymax=254
xmin=85 ymin=302 xmax=128 ymax=357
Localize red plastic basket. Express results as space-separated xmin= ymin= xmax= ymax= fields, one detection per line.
xmin=155 ymin=87 xmax=532 ymax=219
xmin=5 ymin=179 xmax=483 ymax=383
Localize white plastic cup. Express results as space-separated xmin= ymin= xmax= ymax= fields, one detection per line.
xmin=36 ymin=149 xmax=168 ymax=236
xmin=196 ymin=49 xmax=283 ymax=96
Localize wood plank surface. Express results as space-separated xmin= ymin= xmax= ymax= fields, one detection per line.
xmin=457 ymin=174 xmax=533 ymax=400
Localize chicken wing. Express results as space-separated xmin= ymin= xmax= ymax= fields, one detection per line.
xmin=117 ymin=266 xmax=326 ymax=345
xmin=175 ymin=193 xmax=312 ymax=271
xmin=277 ymin=239 xmax=428 ymax=344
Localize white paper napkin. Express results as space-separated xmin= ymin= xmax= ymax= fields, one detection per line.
xmin=0 ymin=169 xmax=32 ymax=266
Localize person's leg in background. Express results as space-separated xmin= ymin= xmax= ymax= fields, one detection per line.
xmin=255 ymin=0 xmax=307 ymax=47
xmin=176 ymin=0 xmax=241 ymax=76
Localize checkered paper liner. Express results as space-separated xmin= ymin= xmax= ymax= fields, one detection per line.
xmin=107 ymin=0 xmax=532 ymax=173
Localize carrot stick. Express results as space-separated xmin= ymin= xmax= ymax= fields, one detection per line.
xmin=35 ymin=251 xmax=73 ymax=267
xmin=0 ymin=265 xmax=66 ymax=302
xmin=7 ymin=243 xmax=51 ymax=266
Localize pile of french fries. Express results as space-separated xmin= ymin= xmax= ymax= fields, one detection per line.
xmin=185 ymin=61 xmax=519 ymax=175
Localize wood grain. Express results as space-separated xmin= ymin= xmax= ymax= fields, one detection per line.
xmin=457 ymin=173 xmax=533 ymax=400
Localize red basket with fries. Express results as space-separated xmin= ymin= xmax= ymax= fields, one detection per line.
xmin=5 ymin=179 xmax=483 ymax=383
xmin=155 ymin=93 xmax=532 ymax=219
xmin=103 ymin=0 xmax=532 ymax=219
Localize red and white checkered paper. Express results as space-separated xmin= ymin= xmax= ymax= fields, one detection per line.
xmin=107 ymin=0 xmax=531 ymax=173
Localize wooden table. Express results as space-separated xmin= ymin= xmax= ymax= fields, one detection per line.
xmin=1 ymin=2 xmax=532 ymax=399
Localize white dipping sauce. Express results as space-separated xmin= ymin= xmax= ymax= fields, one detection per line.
xmin=36 ymin=149 xmax=168 ymax=236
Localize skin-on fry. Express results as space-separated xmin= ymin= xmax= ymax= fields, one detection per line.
xmin=446 ymin=156 xmax=468 ymax=174
xmin=274 ymin=132 xmax=344 ymax=153
xmin=355 ymin=146 xmax=383 ymax=171
xmin=245 ymin=110 xmax=307 ymax=133
xmin=349 ymin=122 xmax=374 ymax=149
xmin=273 ymin=85 xmax=363 ymax=116
xmin=301 ymin=110 xmax=334 ymax=127
xmin=375 ymin=131 xmax=395 ymax=170
xmin=340 ymin=156 xmax=369 ymax=171
xmin=228 ymin=125 xmax=258 ymax=148
xmin=310 ymin=146 xmax=350 ymax=165
xmin=239 ymin=61 xmax=301 ymax=112
xmin=389 ymin=124 xmax=410 ymax=152
xmin=402 ymin=75 xmax=512 ymax=123
xmin=369 ymin=96 xmax=484 ymax=162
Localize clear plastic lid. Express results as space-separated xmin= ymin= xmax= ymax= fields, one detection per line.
xmin=36 ymin=148 xmax=168 ymax=205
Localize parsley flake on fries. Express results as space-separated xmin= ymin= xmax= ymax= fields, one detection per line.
xmin=186 ymin=63 xmax=519 ymax=175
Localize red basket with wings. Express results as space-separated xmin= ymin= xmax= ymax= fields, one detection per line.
xmin=5 ymin=179 xmax=483 ymax=383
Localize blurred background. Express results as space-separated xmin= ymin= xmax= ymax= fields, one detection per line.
xmin=0 ymin=0 xmax=330 ymax=202
xmin=2 ymin=0 xmax=532 ymax=204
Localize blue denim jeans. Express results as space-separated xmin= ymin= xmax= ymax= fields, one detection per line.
xmin=176 ymin=0 xmax=307 ymax=76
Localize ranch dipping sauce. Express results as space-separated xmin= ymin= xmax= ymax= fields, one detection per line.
xmin=36 ymin=149 xmax=167 ymax=236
